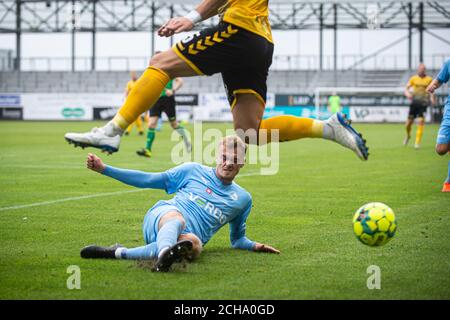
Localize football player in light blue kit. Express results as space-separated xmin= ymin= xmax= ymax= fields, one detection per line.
xmin=427 ymin=58 xmax=450 ymax=192
xmin=80 ymin=136 xmax=280 ymax=272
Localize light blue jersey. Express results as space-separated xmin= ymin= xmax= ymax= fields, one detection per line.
xmin=102 ymin=162 xmax=254 ymax=249
xmin=436 ymin=59 xmax=450 ymax=144
xmin=159 ymin=162 xmax=252 ymax=245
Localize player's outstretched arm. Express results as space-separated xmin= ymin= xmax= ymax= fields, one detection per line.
xmin=86 ymin=153 xmax=106 ymax=173
xmin=86 ymin=153 xmax=166 ymax=189
xmin=158 ymin=0 xmax=227 ymax=37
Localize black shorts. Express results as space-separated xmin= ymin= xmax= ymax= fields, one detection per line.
xmin=408 ymin=100 xmax=428 ymax=119
xmin=149 ymin=96 xmax=176 ymax=121
xmin=173 ymin=21 xmax=274 ymax=108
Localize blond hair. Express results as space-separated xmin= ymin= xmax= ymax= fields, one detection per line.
xmin=219 ymin=135 xmax=247 ymax=165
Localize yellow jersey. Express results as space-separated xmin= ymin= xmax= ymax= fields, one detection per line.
xmin=407 ymin=75 xmax=433 ymax=102
xmin=223 ymin=0 xmax=273 ymax=43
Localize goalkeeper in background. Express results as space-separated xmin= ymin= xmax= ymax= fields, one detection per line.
xmin=328 ymin=91 xmax=341 ymax=114
xmin=80 ymin=136 xmax=280 ymax=272
xmin=404 ymin=63 xmax=435 ymax=149
xmin=426 ymin=59 xmax=450 ymax=193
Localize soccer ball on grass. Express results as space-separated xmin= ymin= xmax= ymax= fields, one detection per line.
xmin=353 ymin=202 xmax=397 ymax=246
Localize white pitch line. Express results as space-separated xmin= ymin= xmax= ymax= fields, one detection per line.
xmin=0 ymin=171 xmax=261 ymax=212
xmin=0 ymin=189 xmax=145 ymax=212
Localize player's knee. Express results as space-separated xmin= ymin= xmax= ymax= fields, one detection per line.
xmin=170 ymin=121 xmax=178 ymax=129
xmin=149 ymin=51 xmax=176 ymax=76
xmin=148 ymin=118 xmax=158 ymax=128
xmin=159 ymin=211 xmax=186 ymax=230
xmin=179 ymin=233 xmax=202 ymax=260
xmin=435 ymin=144 xmax=449 ymax=155
xmin=149 ymin=51 xmax=164 ymax=67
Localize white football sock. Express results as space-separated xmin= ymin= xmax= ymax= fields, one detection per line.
xmin=103 ymin=121 xmax=124 ymax=137
xmin=114 ymin=247 xmax=126 ymax=259
xmin=322 ymin=123 xmax=335 ymax=140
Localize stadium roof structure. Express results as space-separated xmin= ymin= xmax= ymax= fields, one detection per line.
xmin=1 ymin=0 xmax=449 ymax=33
xmin=1 ymin=0 xmax=449 ymax=70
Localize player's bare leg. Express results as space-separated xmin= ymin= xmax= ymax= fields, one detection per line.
xmin=404 ymin=117 xmax=413 ymax=146
xmin=232 ymin=94 xmax=369 ymax=160
xmin=65 ymin=49 xmax=196 ymax=154
xmin=436 ymin=143 xmax=450 ymax=192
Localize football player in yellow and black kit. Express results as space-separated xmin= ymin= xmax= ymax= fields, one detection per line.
xmin=65 ymin=0 xmax=368 ymax=162
xmin=404 ymin=63 xmax=436 ymax=149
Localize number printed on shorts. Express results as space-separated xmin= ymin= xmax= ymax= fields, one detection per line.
xmin=182 ymin=32 xmax=201 ymax=44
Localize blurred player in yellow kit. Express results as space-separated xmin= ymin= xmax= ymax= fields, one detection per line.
xmin=65 ymin=0 xmax=368 ymax=162
xmin=124 ymin=71 xmax=149 ymax=136
xmin=404 ymin=64 xmax=435 ymax=149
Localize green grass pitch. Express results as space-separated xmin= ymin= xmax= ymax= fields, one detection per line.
xmin=0 ymin=121 xmax=449 ymax=299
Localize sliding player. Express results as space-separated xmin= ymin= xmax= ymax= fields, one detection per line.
xmin=136 ymin=62 xmax=191 ymax=158
xmin=426 ymin=59 xmax=450 ymax=192
xmin=65 ymin=0 xmax=368 ymax=161
xmin=404 ymin=64 xmax=435 ymax=149
xmin=80 ymin=136 xmax=280 ymax=272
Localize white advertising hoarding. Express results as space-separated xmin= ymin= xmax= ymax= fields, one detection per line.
xmin=350 ymin=106 xmax=432 ymax=123
xmin=21 ymin=93 xmax=123 ymax=120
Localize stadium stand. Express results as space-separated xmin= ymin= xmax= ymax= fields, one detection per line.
xmin=0 ymin=69 xmax=444 ymax=94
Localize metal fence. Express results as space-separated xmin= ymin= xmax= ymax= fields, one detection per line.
xmin=1 ymin=54 xmax=448 ymax=72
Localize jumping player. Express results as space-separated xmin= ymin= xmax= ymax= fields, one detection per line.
xmin=426 ymin=59 xmax=450 ymax=192
xmin=80 ymin=136 xmax=280 ymax=272
xmin=65 ymin=0 xmax=368 ymax=161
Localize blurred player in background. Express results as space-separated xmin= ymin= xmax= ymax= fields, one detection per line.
xmin=404 ymin=64 xmax=435 ymax=149
xmin=136 ymin=53 xmax=191 ymax=158
xmin=65 ymin=0 xmax=368 ymax=162
xmin=328 ymin=91 xmax=341 ymax=115
xmin=80 ymin=136 xmax=280 ymax=272
xmin=427 ymin=59 xmax=450 ymax=192
xmin=124 ymin=71 xmax=148 ymax=136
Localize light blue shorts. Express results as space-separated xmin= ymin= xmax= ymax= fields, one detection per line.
xmin=437 ymin=107 xmax=450 ymax=145
xmin=142 ymin=201 xmax=189 ymax=245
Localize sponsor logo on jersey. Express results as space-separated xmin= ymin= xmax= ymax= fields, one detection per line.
xmin=189 ymin=192 xmax=227 ymax=224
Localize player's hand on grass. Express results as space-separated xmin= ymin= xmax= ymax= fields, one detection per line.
xmin=158 ymin=17 xmax=194 ymax=37
xmin=86 ymin=153 xmax=105 ymax=173
xmin=253 ymin=243 xmax=280 ymax=254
